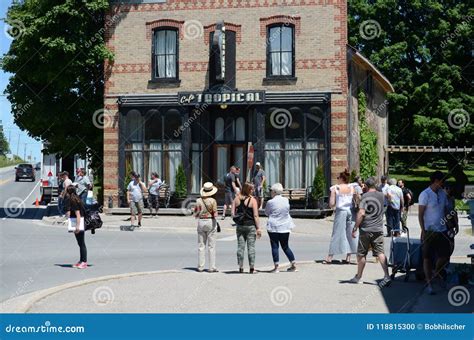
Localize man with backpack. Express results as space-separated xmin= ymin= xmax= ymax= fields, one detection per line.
xmin=397 ymin=179 xmax=413 ymax=230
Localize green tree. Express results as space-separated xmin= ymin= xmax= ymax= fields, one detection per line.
xmin=358 ymin=91 xmax=378 ymax=179
xmin=349 ymin=0 xmax=473 ymax=185
xmin=0 ymin=130 xmax=9 ymax=157
xmin=2 ymin=0 xmax=114 ymax=173
xmin=311 ymin=165 xmax=326 ymax=201
xmin=174 ymin=164 xmax=187 ymax=199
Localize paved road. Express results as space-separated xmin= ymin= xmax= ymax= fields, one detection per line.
xmin=1 ymin=170 xmax=472 ymax=305
xmin=0 ymin=172 xmax=331 ymax=301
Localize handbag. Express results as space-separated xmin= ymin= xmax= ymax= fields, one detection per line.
xmin=202 ymin=199 xmax=221 ymax=233
xmin=232 ymin=198 xmax=251 ymax=225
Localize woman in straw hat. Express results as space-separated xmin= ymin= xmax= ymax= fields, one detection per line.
xmin=193 ymin=182 xmax=219 ymax=272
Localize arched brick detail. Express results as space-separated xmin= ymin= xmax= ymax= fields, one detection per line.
xmin=203 ymin=22 xmax=242 ymax=45
xmin=259 ymin=15 xmax=301 ymax=37
xmin=146 ymin=19 xmax=185 ymax=40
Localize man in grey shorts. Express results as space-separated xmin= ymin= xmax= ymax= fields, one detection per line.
xmin=350 ymin=177 xmax=391 ymax=286
xmin=222 ymin=166 xmax=237 ymax=220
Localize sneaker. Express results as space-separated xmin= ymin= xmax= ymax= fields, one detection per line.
xmin=209 ymin=269 xmax=219 ymax=273
xmin=197 ymin=267 xmax=204 ymax=272
xmin=269 ymin=267 xmax=280 ymax=273
xmin=425 ymin=284 xmax=435 ymax=295
xmin=77 ymin=262 xmax=87 ymax=269
xmin=287 ymin=266 xmax=298 ymax=272
xmin=221 ymin=215 xmax=226 ymax=220
xmin=72 ymin=262 xmax=81 ymax=268
xmin=349 ymin=275 xmax=362 ymax=284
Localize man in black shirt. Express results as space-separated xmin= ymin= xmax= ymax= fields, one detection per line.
xmin=222 ymin=166 xmax=237 ymax=220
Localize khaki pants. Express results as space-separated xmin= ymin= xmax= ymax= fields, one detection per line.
xmin=197 ymin=219 xmax=217 ymax=271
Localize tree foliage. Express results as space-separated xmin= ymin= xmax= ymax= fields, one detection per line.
xmin=311 ymin=165 xmax=326 ymax=201
xmin=174 ymin=164 xmax=187 ymax=199
xmin=0 ymin=130 xmax=10 ymax=157
xmin=2 ymin=0 xmax=113 ymax=168
xmin=348 ymin=0 xmax=473 ymax=149
xmin=358 ymin=91 xmax=378 ymax=179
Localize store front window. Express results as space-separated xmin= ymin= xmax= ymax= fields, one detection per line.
xmin=124 ymin=108 xmax=183 ymax=191
xmin=264 ymin=105 xmax=326 ymax=189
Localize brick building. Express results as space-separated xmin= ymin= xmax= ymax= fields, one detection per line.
xmin=103 ymin=0 xmax=393 ymax=207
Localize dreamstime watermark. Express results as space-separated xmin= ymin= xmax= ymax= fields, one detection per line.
xmin=270 ymin=108 xmax=292 ymax=129
xmin=359 ymin=20 xmax=382 ymax=40
xmin=183 ymin=20 xmax=203 ymax=40
xmin=270 ymin=286 xmax=292 ymax=307
xmin=4 ymin=19 xmax=26 ymax=40
xmin=9 ymin=277 xmax=34 ymax=300
xmin=448 ymin=108 xmax=470 ymax=129
xmin=85 ymin=13 xmax=124 ymax=48
xmin=3 ymin=197 xmax=26 ymax=218
xmin=447 ymin=286 xmax=470 ymax=307
xmin=16 ymin=99 xmax=34 ymax=117
xmin=173 ymin=103 xmax=209 ymax=137
xmin=92 ymin=108 xmax=113 ymax=129
xmin=440 ymin=15 xmax=473 ymax=48
xmin=92 ymin=286 xmax=115 ymax=306
xmin=351 ymin=277 xmax=391 ymax=312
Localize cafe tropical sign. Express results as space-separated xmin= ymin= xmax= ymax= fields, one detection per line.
xmin=178 ymin=91 xmax=265 ymax=105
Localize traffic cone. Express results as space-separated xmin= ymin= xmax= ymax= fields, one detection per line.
xmin=35 ymin=198 xmax=39 ymax=207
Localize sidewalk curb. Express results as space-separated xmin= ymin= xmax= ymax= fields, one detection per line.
xmin=0 ymin=261 xmax=317 ymax=313
xmin=0 ymin=270 xmax=182 ymax=313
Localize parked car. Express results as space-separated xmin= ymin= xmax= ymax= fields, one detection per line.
xmin=15 ymin=164 xmax=35 ymax=182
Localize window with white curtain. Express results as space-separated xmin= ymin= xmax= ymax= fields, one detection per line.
xmin=166 ymin=142 xmax=181 ymax=191
xmin=268 ymin=24 xmax=294 ymax=77
xmin=264 ymin=142 xmax=281 ymax=188
xmin=284 ymin=142 xmax=302 ymax=188
xmin=305 ymin=141 xmax=319 ymax=188
xmin=191 ymin=143 xmax=202 ymax=193
xmin=148 ymin=143 xmax=162 ymax=181
xmin=153 ymin=29 xmax=178 ymax=79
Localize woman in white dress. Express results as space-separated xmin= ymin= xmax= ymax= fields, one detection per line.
xmin=323 ymin=169 xmax=359 ymax=264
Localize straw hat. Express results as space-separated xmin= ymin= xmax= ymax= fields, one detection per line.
xmin=200 ymin=182 xmax=218 ymax=197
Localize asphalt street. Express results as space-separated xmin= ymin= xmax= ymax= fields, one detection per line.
xmin=0 ymin=166 xmax=329 ymax=302
xmin=1 ymin=165 xmax=472 ymax=305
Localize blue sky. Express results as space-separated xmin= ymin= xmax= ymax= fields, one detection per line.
xmin=0 ymin=0 xmax=42 ymax=163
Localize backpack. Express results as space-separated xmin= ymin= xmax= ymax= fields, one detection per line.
xmin=233 ymin=198 xmax=252 ymax=226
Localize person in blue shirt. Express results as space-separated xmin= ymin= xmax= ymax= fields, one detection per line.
xmin=418 ymin=171 xmax=450 ymax=295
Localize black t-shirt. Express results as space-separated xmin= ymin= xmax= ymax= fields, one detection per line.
xmin=66 ymin=199 xmax=86 ymax=218
xmin=225 ymin=172 xmax=236 ymax=193
xmin=401 ymin=187 xmax=412 ymax=207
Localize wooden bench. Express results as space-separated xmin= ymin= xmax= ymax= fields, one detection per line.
xmin=281 ymin=188 xmax=312 ymax=209
xmin=158 ymin=184 xmax=171 ymax=208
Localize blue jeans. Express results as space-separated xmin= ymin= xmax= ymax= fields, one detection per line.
xmin=80 ymin=191 xmax=88 ymax=206
xmin=386 ymin=206 xmax=401 ymax=234
xmin=58 ymin=197 xmax=64 ymax=215
xmin=268 ymin=232 xmax=295 ymax=264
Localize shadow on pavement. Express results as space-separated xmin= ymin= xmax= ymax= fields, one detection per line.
xmin=54 ymin=264 xmax=94 ymax=268
xmin=0 ymin=207 xmax=45 ymax=220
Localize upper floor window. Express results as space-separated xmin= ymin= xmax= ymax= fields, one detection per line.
xmin=267 ymin=24 xmax=294 ymax=77
xmin=153 ymin=28 xmax=178 ymax=80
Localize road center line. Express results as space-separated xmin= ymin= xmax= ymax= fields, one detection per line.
xmin=19 ymin=180 xmax=41 ymax=207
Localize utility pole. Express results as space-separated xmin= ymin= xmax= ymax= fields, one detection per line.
xmin=23 ymin=143 xmax=26 ymax=161
xmin=16 ymin=133 xmax=20 ymax=158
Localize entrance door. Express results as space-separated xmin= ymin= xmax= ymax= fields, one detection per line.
xmin=214 ymin=144 xmax=246 ymax=185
